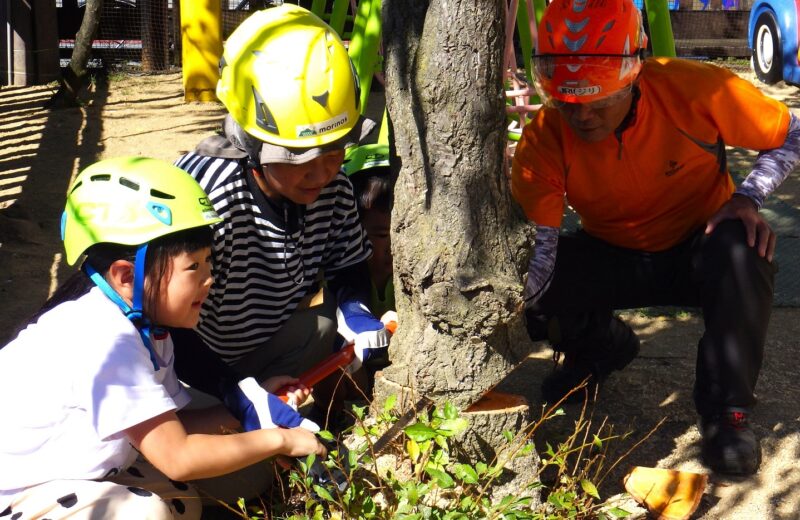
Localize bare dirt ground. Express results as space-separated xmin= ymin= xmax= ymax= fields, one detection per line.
xmin=2 ymin=70 xmax=800 ymax=519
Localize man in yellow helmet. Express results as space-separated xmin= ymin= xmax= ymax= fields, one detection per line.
xmin=172 ymin=4 xmax=387 ymax=427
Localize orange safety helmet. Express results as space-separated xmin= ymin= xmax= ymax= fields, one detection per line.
xmin=533 ymin=0 xmax=648 ymax=105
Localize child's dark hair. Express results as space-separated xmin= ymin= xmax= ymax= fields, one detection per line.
xmin=25 ymin=226 xmax=213 ymax=328
xmin=349 ymin=166 xmax=394 ymax=214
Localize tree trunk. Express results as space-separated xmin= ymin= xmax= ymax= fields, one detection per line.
xmin=141 ymin=0 xmax=169 ymax=72
xmin=47 ymin=0 xmax=103 ymax=108
xmin=375 ymin=0 xmax=534 ymax=411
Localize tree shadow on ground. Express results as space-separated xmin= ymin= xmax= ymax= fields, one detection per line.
xmin=0 ymin=78 xmax=108 ymax=345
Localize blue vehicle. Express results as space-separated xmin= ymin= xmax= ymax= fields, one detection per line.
xmin=749 ymin=0 xmax=800 ymax=85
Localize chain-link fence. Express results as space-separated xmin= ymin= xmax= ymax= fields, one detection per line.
xmin=56 ymin=0 xmax=755 ymax=73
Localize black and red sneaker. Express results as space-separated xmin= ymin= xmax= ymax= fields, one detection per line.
xmin=699 ymin=408 xmax=761 ymax=476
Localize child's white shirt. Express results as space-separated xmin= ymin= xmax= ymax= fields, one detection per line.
xmin=0 ymin=287 xmax=191 ymax=510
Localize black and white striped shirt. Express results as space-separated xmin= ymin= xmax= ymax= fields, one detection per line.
xmin=175 ymin=152 xmax=371 ymax=363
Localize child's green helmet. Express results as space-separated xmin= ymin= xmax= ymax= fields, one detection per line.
xmin=61 ymin=156 xmax=222 ymax=265
xmin=342 ymin=143 xmax=390 ymax=176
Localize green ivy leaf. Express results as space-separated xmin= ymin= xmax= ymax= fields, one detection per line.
xmin=317 ymin=430 xmax=335 ymax=442
xmin=443 ymin=401 xmax=459 ymax=420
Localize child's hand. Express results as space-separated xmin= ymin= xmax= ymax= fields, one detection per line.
xmin=222 ymin=377 xmax=319 ymax=432
xmin=261 ymin=376 xmax=311 ymax=406
xmin=280 ymin=428 xmax=328 ymax=458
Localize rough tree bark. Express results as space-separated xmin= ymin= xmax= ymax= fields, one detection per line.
xmin=47 ymin=0 xmax=104 ymax=108
xmin=374 ymin=0 xmax=540 ymax=497
xmin=375 ymin=0 xmax=534 ymax=414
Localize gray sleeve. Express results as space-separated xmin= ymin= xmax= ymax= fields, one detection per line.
xmin=524 ymin=225 xmax=559 ymax=307
xmin=736 ymin=112 xmax=800 ymax=208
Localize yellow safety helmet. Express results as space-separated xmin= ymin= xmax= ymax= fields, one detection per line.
xmin=217 ymin=4 xmax=362 ymax=150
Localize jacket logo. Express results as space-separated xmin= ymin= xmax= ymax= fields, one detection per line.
xmin=664 ymin=160 xmax=684 ymax=177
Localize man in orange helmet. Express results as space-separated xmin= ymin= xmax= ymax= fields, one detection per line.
xmin=512 ymin=0 xmax=800 ymax=475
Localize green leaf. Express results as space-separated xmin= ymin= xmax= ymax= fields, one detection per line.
xmin=425 ymin=467 xmax=455 ymax=488
xmin=502 ymin=430 xmax=514 ymax=443
xmin=436 ymin=418 xmax=469 ymax=436
xmin=384 ymin=394 xmax=397 ymax=413
xmin=405 ymin=422 xmax=439 ymax=441
xmin=593 ymin=434 xmax=603 ymax=449
xmin=607 ymin=507 xmax=632 ymax=517
xmin=548 ymin=493 xmax=565 ymax=509
xmin=317 ymin=430 xmax=335 ymax=442
xmin=553 ymin=407 xmax=566 ymax=416
xmin=443 ymin=401 xmax=459 ymax=420
xmin=404 ymin=482 xmax=420 ymax=505
xmin=499 ymin=494 xmax=515 ymax=506
xmin=407 ymin=438 xmax=421 ymax=463
xmin=453 ymin=463 xmax=479 ymax=484
xmin=580 ymin=479 xmax=600 ymax=500
xmin=305 ymin=453 xmax=316 ymax=469
xmin=352 ymin=404 xmax=367 ymax=420
xmin=312 ymin=484 xmax=335 ymax=502
xmin=348 ymin=448 xmax=359 ymax=468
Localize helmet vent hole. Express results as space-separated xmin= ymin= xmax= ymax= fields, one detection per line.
xmin=602 ymin=20 xmax=615 ymax=33
xmin=596 ymin=35 xmax=606 ymax=49
xmin=90 ymin=174 xmax=111 ymax=182
xmin=150 ymin=189 xmax=176 ymax=200
xmin=119 ymin=177 xmax=141 ymax=191
xmin=68 ymin=180 xmax=83 ymax=194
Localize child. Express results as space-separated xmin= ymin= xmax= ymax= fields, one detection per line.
xmin=0 ymin=157 xmax=325 ymax=519
xmin=343 ymin=143 xmax=395 ymax=319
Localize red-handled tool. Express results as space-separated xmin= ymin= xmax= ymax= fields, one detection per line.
xmin=276 ymin=318 xmax=397 ymax=403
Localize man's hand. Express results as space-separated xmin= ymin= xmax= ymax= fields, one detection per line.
xmin=336 ymin=301 xmax=390 ymax=372
xmin=221 ymin=377 xmax=320 ymax=432
xmin=706 ymin=194 xmax=776 ymax=262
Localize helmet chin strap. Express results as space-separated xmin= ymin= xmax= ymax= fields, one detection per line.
xmin=83 ymin=244 xmax=160 ymax=371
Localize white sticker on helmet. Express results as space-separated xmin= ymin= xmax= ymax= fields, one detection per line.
xmin=296 ymin=113 xmax=348 ymax=138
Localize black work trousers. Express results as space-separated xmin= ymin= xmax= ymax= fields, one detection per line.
xmin=525 ymin=220 xmax=775 ymax=417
